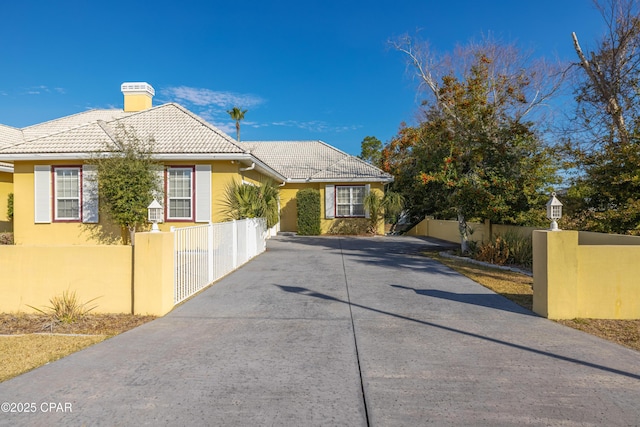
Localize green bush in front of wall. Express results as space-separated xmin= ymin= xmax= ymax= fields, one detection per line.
xmin=297 ymin=189 xmax=321 ymax=235
xmin=7 ymin=193 xmax=13 ymax=221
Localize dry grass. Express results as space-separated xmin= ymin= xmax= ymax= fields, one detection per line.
xmin=425 ymin=251 xmax=640 ymax=352
xmin=556 ymin=318 xmax=640 ymax=351
xmin=0 ymin=335 xmax=106 ymax=383
xmin=0 ymin=313 xmax=156 ymax=382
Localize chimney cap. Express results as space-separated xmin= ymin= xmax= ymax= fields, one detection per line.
xmin=121 ymin=82 xmax=155 ymax=96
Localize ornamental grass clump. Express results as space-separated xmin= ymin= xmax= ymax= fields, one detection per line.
xmin=474 ymin=230 xmax=533 ymax=268
xmin=28 ymin=291 xmax=100 ymax=326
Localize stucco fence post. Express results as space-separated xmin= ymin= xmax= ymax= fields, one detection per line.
xmin=533 ymin=230 xmax=640 ymax=319
xmin=532 ymin=230 xmax=580 ymax=319
xmin=133 ymin=231 xmax=175 ymax=316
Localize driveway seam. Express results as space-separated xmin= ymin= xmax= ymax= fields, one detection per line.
xmin=338 ymin=237 xmax=371 ymax=427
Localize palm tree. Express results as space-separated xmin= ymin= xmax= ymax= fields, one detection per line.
xmin=227 ymin=107 xmax=247 ymax=141
xmin=222 ymin=179 xmax=280 ymax=228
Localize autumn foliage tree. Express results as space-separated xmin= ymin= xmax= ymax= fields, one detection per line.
xmin=388 ymin=36 xmax=560 ymax=252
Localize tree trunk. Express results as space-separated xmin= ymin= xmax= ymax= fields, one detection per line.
xmin=572 ymin=31 xmax=630 ymax=145
xmin=457 ymin=213 xmax=470 ymax=254
xmin=129 ymin=226 xmax=136 ymax=246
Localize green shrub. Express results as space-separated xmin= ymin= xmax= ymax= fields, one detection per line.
xmin=297 ymin=189 xmax=321 ymax=235
xmin=327 ymin=218 xmax=370 ymax=235
xmin=7 ymin=193 xmax=13 ymax=221
xmin=28 ymin=290 xmax=99 ymax=325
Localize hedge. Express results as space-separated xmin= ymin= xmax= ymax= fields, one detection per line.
xmin=296 ymin=189 xmax=321 ymax=235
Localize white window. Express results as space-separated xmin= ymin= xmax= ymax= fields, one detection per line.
xmin=167 ymin=167 xmax=193 ymax=220
xmin=54 ymin=167 xmax=81 ymax=221
xmin=336 ymin=186 xmax=365 ymax=217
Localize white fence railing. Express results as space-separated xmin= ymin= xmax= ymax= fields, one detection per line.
xmin=172 ymin=218 xmax=268 ymax=304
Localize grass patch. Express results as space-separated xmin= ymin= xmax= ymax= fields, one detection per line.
xmin=0 ymin=335 xmax=106 ymax=382
xmin=0 ymin=313 xmax=156 ymax=382
xmin=423 ymin=251 xmax=640 ymax=352
xmin=556 ymin=318 xmax=640 ymax=351
xmin=426 ymin=251 xmax=533 ymax=310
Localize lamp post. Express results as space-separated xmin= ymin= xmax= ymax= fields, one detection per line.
xmin=147 ymin=199 xmax=163 ymax=232
xmin=546 ymin=192 xmax=563 ymax=231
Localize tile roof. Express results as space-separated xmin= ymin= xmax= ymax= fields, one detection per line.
xmin=241 ymin=140 xmax=393 ymax=183
xmin=115 ymin=104 xmax=245 ymax=154
xmin=21 ymin=110 xmax=133 ymax=141
xmin=0 ymin=124 xmax=22 ymax=149
xmin=0 ymin=105 xmax=392 ymax=183
xmin=0 ymin=103 xmax=245 ymax=156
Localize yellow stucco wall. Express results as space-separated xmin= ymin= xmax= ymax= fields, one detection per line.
xmin=0 ymin=244 xmax=132 ymax=313
xmin=0 ymin=170 xmax=12 ymax=232
xmin=13 ymin=158 xmax=388 ymax=241
xmin=279 ymin=182 xmax=385 ymax=235
xmin=0 ymin=232 xmax=179 ymax=316
xmin=406 ymin=218 xmax=486 ymax=243
xmin=533 ymin=230 xmax=640 ymax=319
xmin=279 ymin=183 xmax=316 ymax=232
xmin=13 ymin=160 xmax=259 ymax=244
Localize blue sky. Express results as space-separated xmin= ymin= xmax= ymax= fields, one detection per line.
xmin=0 ymin=1 xmax=605 ymax=156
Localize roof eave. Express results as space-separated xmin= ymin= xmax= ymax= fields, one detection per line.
xmin=286 ymin=177 xmax=394 ymax=184
xmin=0 ymin=152 xmax=289 ymax=182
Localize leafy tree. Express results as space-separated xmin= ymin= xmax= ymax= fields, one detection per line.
xmin=90 ymin=126 xmax=161 ymax=245
xmin=391 ymin=35 xmax=560 ymax=252
xmin=227 ymin=107 xmax=247 ymax=141
xmin=358 ymin=136 xmax=383 ymax=165
xmin=221 ymin=179 xmax=280 ymax=228
xmin=566 ymin=0 xmax=640 ymax=234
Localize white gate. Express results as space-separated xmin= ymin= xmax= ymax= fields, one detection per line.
xmin=172 ymin=218 xmax=268 ymax=304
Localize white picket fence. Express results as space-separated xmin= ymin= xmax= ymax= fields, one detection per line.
xmin=172 ymin=218 xmax=268 ymax=304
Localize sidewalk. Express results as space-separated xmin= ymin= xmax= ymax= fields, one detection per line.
xmin=0 ymin=235 xmax=639 ymax=426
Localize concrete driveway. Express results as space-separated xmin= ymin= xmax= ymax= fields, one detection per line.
xmin=1 ymin=235 xmax=639 ymax=426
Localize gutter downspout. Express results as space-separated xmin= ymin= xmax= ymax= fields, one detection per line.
xmin=239 ymin=162 xmax=255 ymax=172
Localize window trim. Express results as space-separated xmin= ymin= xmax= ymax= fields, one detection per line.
xmin=165 ymin=166 xmax=195 ymax=222
xmin=52 ymin=166 xmax=82 ymax=222
xmin=335 ymin=185 xmax=366 ymax=218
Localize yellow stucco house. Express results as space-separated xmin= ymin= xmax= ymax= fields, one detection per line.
xmin=0 ymin=82 xmax=392 ymax=244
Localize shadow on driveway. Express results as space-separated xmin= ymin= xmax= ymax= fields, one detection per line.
xmin=390 ymin=284 xmax=535 ymax=316
xmin=275 ymin=284 xmax=640 ymax=381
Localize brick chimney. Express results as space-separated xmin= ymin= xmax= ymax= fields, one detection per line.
xmin=121 ymin=82 xmax=155 ymax=112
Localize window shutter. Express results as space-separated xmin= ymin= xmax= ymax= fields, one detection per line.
xmin=34 ymin=165 xmax=52 ymax=223
xmin=364 ymin=184 xmax=371 ymax=219
xmin=154 ymin=168 xmax=165 ymax=222
xmin=325 ymin=185 xmax=335 ymax=219
xmin=195 ymin=164 xmax=211 ymax=223
xmin=82 ymin=165 xmax=99 ymax=223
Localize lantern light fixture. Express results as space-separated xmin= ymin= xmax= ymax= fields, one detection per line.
xmin=147 ymin=199 xmax=163 ymax=232
xmin=546 ymin=192 xmax=563 ymax=231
